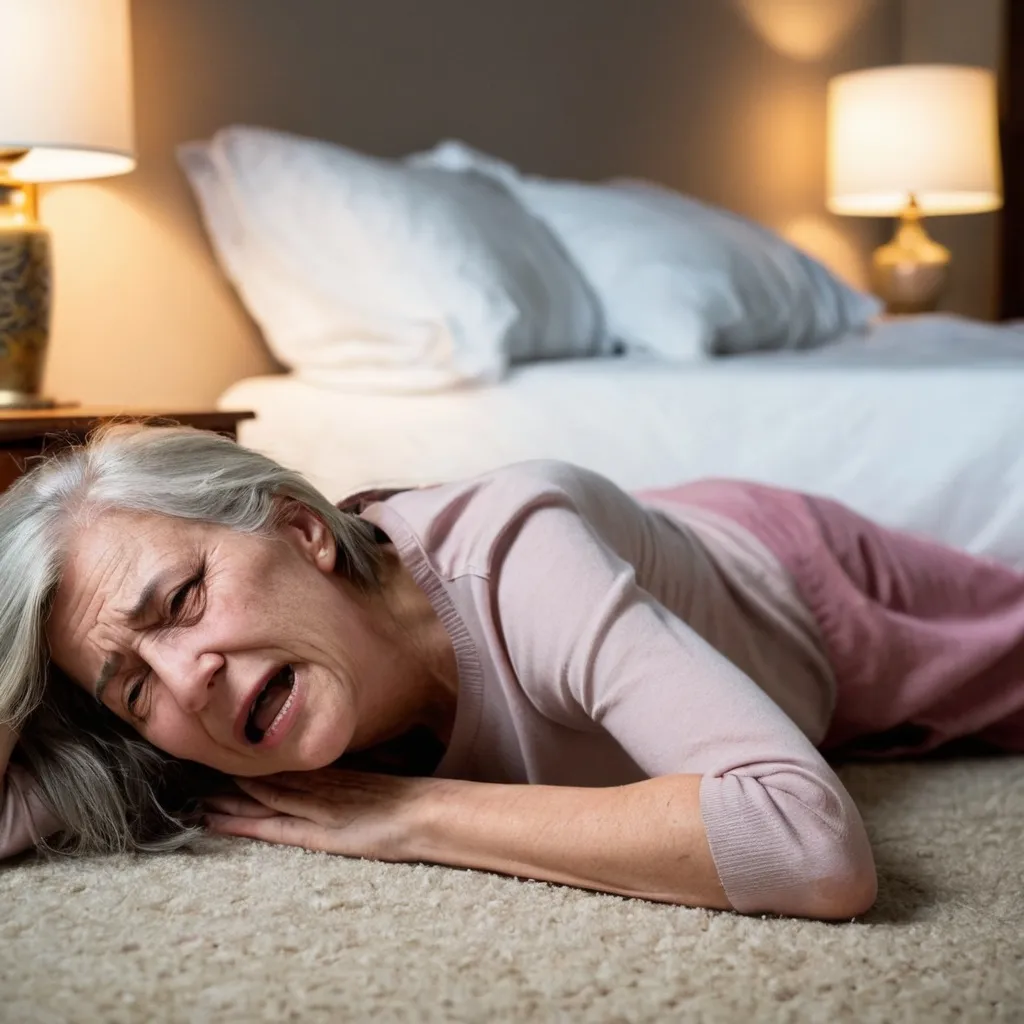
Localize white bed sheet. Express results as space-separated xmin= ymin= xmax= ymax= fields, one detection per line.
xmin=219 ymin=315 xmax=1024 ymax=568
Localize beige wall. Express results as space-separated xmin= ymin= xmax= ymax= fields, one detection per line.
xmin=40 ymin=0 xmax=901 ymax=408
xmin=901 ymin=0 xmax=1005 ymax=319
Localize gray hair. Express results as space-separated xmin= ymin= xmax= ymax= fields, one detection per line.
xmin=0 ymin=422 xmax=384 ymax=855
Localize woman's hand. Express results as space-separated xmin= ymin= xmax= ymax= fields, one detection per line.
xmin=203 ymin=768 xmax=441 ymax=862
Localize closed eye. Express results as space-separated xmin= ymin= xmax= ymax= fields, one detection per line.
xmin=125 ymin=558 xmax=208 ymax=721
xmin=166 ymin=559 xmax=207 ymax=626
xmin=124 ymin=671 xmax=151 ymax=720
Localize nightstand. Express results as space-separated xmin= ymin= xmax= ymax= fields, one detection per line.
xmin=0 ymin=407 xmax=255 ymax=493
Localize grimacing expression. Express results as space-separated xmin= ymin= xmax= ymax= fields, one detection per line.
xmin=46 ymin=505 xmax=404 ymax=776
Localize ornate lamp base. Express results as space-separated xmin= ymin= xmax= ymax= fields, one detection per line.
xmin=0 ymin=181 xmax=55 ymax=408
xmin=871 ymin=196 xmax=950 ymax=315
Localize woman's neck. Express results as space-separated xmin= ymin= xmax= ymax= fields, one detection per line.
xmin=369 ymin=545 xmax=459 ymax=746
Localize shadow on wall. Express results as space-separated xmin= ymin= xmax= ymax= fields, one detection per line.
xmin=607 ymin=0 xmax=896 ymax=291
xmin=732 ymin=0 xmax=886 ymax=288
xmin=734 ymin=0 xmax=880 ymax=61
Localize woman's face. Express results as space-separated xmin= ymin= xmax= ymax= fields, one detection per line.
xmin=47 ymin=505 xmax=411 ymax=776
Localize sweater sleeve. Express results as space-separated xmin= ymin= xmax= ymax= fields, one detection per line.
xmin=494 ymin=473 xmax=875 ymax=917
xmin=0 ymin=765 xmax=61 ymax=858
xmin=0 ymin=726 xmax=62 ymax=858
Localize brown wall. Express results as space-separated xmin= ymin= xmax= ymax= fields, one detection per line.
xmin=40 ymin=0 xmax=901 ymax=408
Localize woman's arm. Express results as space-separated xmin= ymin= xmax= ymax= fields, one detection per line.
xmin=217 ymin=771 xmax=726 ymax=907
xmin=209 ymin=766 xmax=873 ymax=920
xmin=411 ymin=774 xmax=728 ymax=908
xmin=411 ymin=773 xmax=875 ymax=918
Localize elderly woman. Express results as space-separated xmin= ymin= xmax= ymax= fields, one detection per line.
xmin=1 ymin=425 xmax=1022 ymax=921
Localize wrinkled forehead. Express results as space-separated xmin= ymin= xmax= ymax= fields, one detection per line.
xmin=45 ymin=514 xmax=145 ymax=672
xmin=49 ymin=511 xmax=198 ymax=633
xmin=64 ymin=508 xmax=190 ymax=574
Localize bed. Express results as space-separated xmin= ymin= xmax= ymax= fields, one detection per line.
xmin=220 ymin=314 xmax=1024 ymax=570
xmin=202 ymin=99 xmax=1024 ymax=570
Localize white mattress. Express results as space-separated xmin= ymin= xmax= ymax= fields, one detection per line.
xmin=219 ymin=315 xmax=1024 ymax=568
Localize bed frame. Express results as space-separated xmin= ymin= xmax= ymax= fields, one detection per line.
xmin=1000 ymin=2 xmax=1024 ymax=317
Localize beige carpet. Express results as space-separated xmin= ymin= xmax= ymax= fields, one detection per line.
xmin=2 ymin=757 xmax=1022 ymax=1023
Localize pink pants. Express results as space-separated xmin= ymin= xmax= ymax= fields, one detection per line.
xmin=639 ymin=480 xmax=1024 ymax=758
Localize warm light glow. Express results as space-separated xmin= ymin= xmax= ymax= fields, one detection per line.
xmin=780 ymin=214 xmax=871 ymax=291
xmin=827 ymin=64 xmax=1002 ymax=217
xmin=0 ymin=0 xmax=135 ymax=183
xmin=734 ymin=0 xmax=877 ymax=61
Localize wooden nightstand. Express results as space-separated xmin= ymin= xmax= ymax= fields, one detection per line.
xmin=0 ymin=408 xmax=255 ymax=493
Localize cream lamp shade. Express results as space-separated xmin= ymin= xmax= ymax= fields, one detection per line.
xmin=0 ymin=0 xmax=136 ymax=182
xmin=827 ymin=64 xmax=1002 ymax=217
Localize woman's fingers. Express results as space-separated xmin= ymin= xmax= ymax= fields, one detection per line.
xmin=204 ymin=812 xmax=330 ymax=851
xmin=203 ymin=794 xmax=278 ymax=818
xmin=213 ymin=774 xmax=412 ymax=859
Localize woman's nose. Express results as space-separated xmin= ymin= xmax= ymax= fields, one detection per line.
xmin=145 ymin=641 xmax=224 ymax=712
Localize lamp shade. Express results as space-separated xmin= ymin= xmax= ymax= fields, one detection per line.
xmin=0 ymin=0 xmax=135 ymax=182
xmin=827 ymin=64 xmax=1002 ymax=217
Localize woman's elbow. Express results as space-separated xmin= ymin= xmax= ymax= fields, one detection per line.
xmin=806 ymin=861 xmax=878 ymax=920
xmin=751 ymin=796 xmax=878 ymax=920
xmin=705 ymin=767 xmax=879 ymax=920
xmin=750 ymin=857 xmax=877 ymax=921
xmin=781 ymin=818 xmax=879 ymax=921
xmin=767 ymin=774 xmax=878 ymax=920
xmin=811 ymin=804 xmax=879 ymax=920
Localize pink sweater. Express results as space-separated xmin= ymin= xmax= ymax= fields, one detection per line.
xmin=360 ymin=462 xmax=874 ymax=914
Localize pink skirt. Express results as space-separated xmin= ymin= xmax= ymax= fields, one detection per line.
xmin=637 ymin=480 xmax=1024 ymax=758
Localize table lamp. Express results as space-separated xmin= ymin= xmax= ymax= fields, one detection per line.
xmin=827 ymin=64 xmax=1002 ymax=314
xmin=0 ymin=0 xmax=136 ymax=408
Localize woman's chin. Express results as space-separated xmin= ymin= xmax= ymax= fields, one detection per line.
xmin=283 ymin=723 xmax=356 ymax=772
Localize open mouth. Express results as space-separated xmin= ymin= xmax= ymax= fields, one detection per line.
xmin=245 ymin=664 xmax=296 ymax=745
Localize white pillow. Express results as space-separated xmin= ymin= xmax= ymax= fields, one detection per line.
xmin=414 ymin=141 xmax=882 ymax=361
xmin=178 ymin=126 xmax=608 ymax=390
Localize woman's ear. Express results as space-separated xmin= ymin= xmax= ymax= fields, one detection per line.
xmin=278 ymin=500 xmax=336 ymax=572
